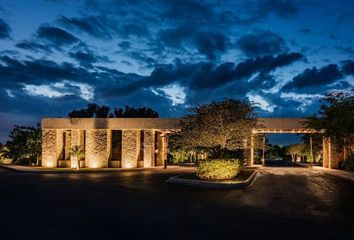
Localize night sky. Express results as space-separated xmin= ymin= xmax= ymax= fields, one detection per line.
xmin=0 ymin=0 xmax=353 ymax=144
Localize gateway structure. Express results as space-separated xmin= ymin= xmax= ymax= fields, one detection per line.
xmin=41 ymin=118 xmax=337 ymax=169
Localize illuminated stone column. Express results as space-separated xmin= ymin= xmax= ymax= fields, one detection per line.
xmin=85 ymin=129 xmax=109 ymax=168
xmin=323 ymin=137 xmax=330 ymax=168
xmin=156 ymin=132 xmax=164 ymax=166
xmin=249 ymin=134 xmax=254 ymax=166
xmin=328 ymin=137 xmax=332 ymax=169
xmin=64 ymin=131 xmax=71 ymax=160
xmin=42 ymin=129 xmax=60 ymax=168
xmin=121 ymin=130 xmax=140 ymax=168
xmin=143 ymin=130 xmax=155 ymax=168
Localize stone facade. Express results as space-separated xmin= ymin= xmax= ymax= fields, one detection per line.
xmin=121 ymin=130 xmax=140 ymax=168
xmin=85 ymin=130 xmax=110 ymax=168
xmin=42 ymin=130 xmax=59 ymax=167
xmin=156 ymin=132 xmax=165 ymax=166
xmin=41 ymin=117 xmax=335 ymax=169
xmin=143 ymin=130 xmax=154 ymax=168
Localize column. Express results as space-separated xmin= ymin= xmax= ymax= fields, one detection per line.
xmin=143 ymin=130 xmax=155 ymax=168
xmin=156 ymin=132 xmax=164 ymax=166
xmin=85 ymin=129 xmax=110 ymax=168
xmin=42 ymin=129 xmax=61 ymax=168
xmin=322 ymin=137 xmax=329 ymax=168
xmin=121 ymin=130 xmax=140 ymax=168
xmin=249 ymin=134 xmax=254 ymax=166
xmin=328 ymin=137 xmax=332 ymax=169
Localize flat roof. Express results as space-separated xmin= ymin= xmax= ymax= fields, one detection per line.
xmin=42 ymin=117 xmax=317 ymax=132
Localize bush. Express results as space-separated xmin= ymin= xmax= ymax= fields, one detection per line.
xmin=342 ymin=155 xmax=354 ymax=172
xmin=196 ymin=159 xmax=242 ymax=180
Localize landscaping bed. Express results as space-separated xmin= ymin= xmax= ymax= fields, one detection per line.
xmin=167 ymin=169 xmax=258 ymax=189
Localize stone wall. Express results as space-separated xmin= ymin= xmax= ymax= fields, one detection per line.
xmin=121 ymin=130 xmax=140 ymax=168
xmin=143 ymin=130 xmax=154 ymax=168
xmin=156 ymin=132 xmax=165 ymax=166
xmin=42 ymin=130 xmax=59 ymax=167
xmin=85 ymin=130 xmax=109 ymax=168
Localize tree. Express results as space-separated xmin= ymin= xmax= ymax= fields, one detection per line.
xmin=308 ymin=91 xmax=354 ymax=166
xmin=70 ymin=145 xmax=84 ymax=170
xmin=95 ymin=106 xmax=110 ymax=118
xmin=286 ymin=143 xmax=306 ymax=162
xmin=114 ymin=106 xmax=159 ymax=118
xmin=172 ymin=99 xmax=257 ymax=158
xmin=68 ymin=104 xmax=159 ymax=118
xmin=4 ymin=125 xmax=41 ymax=165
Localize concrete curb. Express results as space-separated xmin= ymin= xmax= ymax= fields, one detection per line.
xmin=0 ymin=164 xmax=166 ymax=174
xmin=167 ymin=170 xmax=259 ymax=189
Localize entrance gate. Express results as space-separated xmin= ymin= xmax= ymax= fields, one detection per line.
xmin=249 ymin=118 xmax=333 ymax=168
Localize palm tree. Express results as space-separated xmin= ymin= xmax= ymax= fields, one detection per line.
xmin=70 ymin=145 xmax=84 ymax=170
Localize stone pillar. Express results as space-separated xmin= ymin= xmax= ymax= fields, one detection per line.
xmin=143 ymin=130 xmax=154 ymax=168
xmin=156 ymin=132 xmax=164 ymax=166
xmin=85 ymin=130 xmax=109 ymax=168
xmin=64 ymin=131 xmax=71 ymax=160
xmin=249 ymin=134 xmax=254 ymax=166
xmin=323 ymin=137 xmax=330 ymax=168
xmin=42 ymin=129 xmax=61 ymax=168
xmin=328 ymin=137 xmax=332 ymax=169
xmin=121 ymin=130 xmax=140 ymax=168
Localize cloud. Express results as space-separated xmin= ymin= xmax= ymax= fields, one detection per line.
xmin=0 ymin=18 xmax=11 ymax=39
xmin=158 ymin=27 xmax=228 ymax=60
xmin=247 ymin=93 xmax=276 ymax=112
xmin=237 ymin=31 xmax=288 ymax=57
xmin=23 ymin=80 xmax=94 ymax=101
xmin=194 ymin=32 xmax=227 ymax=61
xmin=282 ymin=64 xmax=343 ymax=90
xmin=69 ymin=50 xmax=111 ymax=67
xmin=36 ymin=25 xmax=79 ymax=46
xmin=58 ymin=15 xmax=114 ymax=40
xmin=15 ymin=40 xmax=53 ymax=53
xmin=342 ymin=60 xmax=354 ymax=75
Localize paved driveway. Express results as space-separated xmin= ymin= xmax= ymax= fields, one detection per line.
xmin=0 ymin=166 xmax=353 ymax=239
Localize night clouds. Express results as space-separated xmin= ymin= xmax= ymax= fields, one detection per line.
xmin=0 ymin=0 xmax=353 ymax=142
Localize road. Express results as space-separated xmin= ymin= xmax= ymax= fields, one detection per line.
xmin=0 ymin=166 xmax=353 ymax=239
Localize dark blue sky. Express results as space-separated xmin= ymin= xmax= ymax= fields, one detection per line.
xmin=0 ymin=0 xmax=353 ymax=143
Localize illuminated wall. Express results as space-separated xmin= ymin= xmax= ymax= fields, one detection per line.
xmin=85 ymin=129 xmax=110 ymax=168
xmin=42 ymin=129 xmax=59 ymax=167
xmin=143 ymin=130 xmax=155 ymax=168
xmin=42 ymin=119 xmax=174 ymax=168
xmin=156 ymin=132 xmax=165 ymax=166
xmin=121 ymin=130 xmax=140 ymax=168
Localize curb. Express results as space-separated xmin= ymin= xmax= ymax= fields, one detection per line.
xmin=167 ymin=170 xmax=259 ymax=189
xmin=0 ymin=164 xmax=165 ymax=174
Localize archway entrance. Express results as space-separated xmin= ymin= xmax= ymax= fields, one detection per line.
xmin=248 ymin=118 xmax=332 ymax=168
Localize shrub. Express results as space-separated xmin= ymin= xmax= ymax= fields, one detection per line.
xmin=342 ymin=155 xmax=354 ymax=172
xmin=196 ymin=159 xmax=242 ymax=180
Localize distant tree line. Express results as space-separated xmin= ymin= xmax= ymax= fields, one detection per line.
xmin=68 ymin=103 xmax=159 ymax=118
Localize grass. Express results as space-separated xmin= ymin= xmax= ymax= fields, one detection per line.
xmin=179 ymin=169 xmax=255 ymax=184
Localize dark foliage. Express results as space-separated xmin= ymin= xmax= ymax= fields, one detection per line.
xmin=68 ymin=103 xmax=159 ymax=118
xmin=4 ymin=125 xmax=41 ymax=165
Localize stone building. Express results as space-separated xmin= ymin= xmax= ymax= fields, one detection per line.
xmin=41 ymin=118 xmax=337 ymax=169
xmin=41 ymin=118 xmax=179 ymax=168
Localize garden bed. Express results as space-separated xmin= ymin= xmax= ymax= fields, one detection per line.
xmin=167 ymin=169 xmax=258 ymax=189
